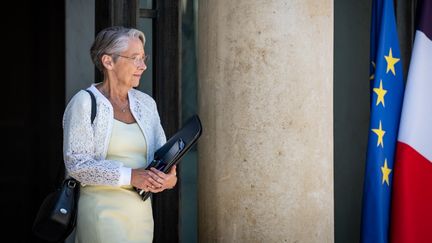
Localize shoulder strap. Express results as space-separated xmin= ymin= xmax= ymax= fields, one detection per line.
xmin=84 ymin=89 xmax=96 ymax=124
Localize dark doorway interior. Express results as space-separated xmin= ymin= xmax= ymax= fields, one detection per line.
xmin=1 ymin=1 xmax=65 ymax=242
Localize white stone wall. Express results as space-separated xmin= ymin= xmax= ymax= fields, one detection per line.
xmin=66 ymin=0 xmax=95 ymax=102
xmin=197 ymin=1 xmax=334 ymax=242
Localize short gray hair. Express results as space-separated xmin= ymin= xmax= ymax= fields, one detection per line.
xmin=90 ymin=26 xmax=146 ymax=72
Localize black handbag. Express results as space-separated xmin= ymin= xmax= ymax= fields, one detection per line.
xmin=32 ymin=178 xmax=80 ymax=242
xmin=32 ymin=89 xmax=96 ymax=242
xmin=136 ymin=114 xmax=202 ymax=201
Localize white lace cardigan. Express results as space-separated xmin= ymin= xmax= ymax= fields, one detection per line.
xmin=62 ymin=84 xmax=166 ymax=186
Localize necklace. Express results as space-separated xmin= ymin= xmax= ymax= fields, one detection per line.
xmin=115 ymin=100 xmax=129 ymax=113
xmin=98 ymin=87 xmax=129 ymax=112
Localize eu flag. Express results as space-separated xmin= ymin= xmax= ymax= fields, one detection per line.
xmin=361 ymin=0 xmax=405 ymax=242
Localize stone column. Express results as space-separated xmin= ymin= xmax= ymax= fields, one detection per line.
xmin=197 ymin=1 xmax=334 ymax=242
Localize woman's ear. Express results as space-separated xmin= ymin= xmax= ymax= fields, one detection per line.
xmin=101 ymin=55 xmax=114 ymax=70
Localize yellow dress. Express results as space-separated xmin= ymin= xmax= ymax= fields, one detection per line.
xmin=75 ymin=120 xmax=153 ymax=243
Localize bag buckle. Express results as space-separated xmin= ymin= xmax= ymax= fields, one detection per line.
xmin=67 ymin=179 xmax=77 ymax=188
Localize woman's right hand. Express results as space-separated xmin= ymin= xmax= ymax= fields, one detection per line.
xmin=131 ymin=168 xmax=164 ymax=192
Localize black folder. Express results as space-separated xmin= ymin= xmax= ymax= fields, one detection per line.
xmin=135 ymin=115 xmax=202 ymax=201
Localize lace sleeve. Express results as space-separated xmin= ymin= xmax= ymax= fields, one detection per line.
xmin=63 ymin=91 xmax=122 ymax=186
xmin=152 ymin=100 xmax=167 ymax=149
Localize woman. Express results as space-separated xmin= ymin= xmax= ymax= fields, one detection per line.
xmin=63 ymin=26 xmax=177 ymax=243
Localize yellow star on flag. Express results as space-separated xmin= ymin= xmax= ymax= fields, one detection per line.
xmin=381 ymin=159 xmax=392 ymax=186
xmin=384 ymin=48 xmax=400 ymax=75
xmin=372 ymin=120 xmax=385 ymax=148
xmin=373 ymin=80 xmax=387 ymax=107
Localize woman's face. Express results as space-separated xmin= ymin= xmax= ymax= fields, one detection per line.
xmin=112 ymin=37 xmax=146 ymax=88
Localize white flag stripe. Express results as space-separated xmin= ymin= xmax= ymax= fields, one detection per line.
xmin=397 ymin=30 xmax=432 ymax=162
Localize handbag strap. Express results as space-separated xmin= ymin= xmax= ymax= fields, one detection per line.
xmin=84 ymin=89 xmax=96 ymax=124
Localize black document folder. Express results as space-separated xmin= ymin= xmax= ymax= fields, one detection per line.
xmin=135 ymin=115 xmax=202 ymax=201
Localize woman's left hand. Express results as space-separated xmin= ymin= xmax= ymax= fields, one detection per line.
xmin=149 ymin=165 xmax=177 ymax=193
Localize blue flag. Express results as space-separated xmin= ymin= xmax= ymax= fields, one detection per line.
xmin=361 ymin=0 xmax=405 ymax=242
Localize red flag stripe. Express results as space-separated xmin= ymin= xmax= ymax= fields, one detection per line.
xmin=390 ymin=142 xmax=432 ymax=243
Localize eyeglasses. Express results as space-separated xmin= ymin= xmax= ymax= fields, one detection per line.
xmin=114 ymin=54 xmax=150 ymax=66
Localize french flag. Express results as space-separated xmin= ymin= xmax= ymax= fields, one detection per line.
xmin=390 ymin=0 xmax=432 ymax=242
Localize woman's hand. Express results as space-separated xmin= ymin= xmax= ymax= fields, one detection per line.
xmin=131 ymin=165 xmax=177 ymax=193
xmin=149 ymin=165 xmax=178 ymax=193
xmin=131 ymin=168 xmax=164 ymax=192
